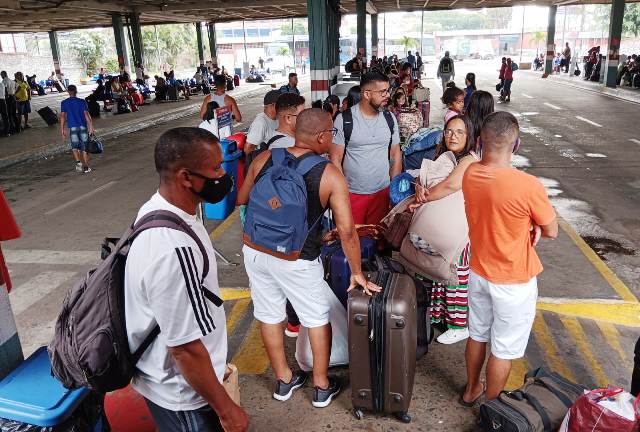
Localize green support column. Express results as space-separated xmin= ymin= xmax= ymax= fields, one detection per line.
xmin=605 ymin=0 xmax=625 ymax=88
xmin=112 ymin=13 xmax=130 ymax=72
xmin=544 ymin=6 xmax=557 ymax=76
xmin=308 ymin=0 xmax=330 ymax=100
xmin=48 ymin=31 xmax=62 ymax=79
xmin=356 ymin=0 xmax=367 ymax=58
xmin=207 ymin=22 xmax=217 ymax=62
xmin=371 ymin=13 xmax=378 ymax=58
xmin=129 ymin=13 xmax=144 ymax=76
xmin=195 ymin=22 xmax=205 ymax=66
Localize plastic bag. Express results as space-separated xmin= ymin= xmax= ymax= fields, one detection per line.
xmin=559 ymin=387 xmax=640 ymax=432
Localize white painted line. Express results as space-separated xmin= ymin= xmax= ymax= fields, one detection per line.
xmin=543 ymin=102 xmax=562 ymax=110
xmin=630 ymin=138 xmax=640 ymax=145
xmin=45 ymin=181 xmax=117 ymax=216
xmin=575 ymin=116 xmax=603 ymax=128
xmin=586 ymin=153 xmax=607 ymax=158
xmin=521 ymin=93 xmax=534 ymax=99
xmin=9 ymin=271 xmax=76 ymax=315
xmin=3 ymin=249 xmax=100 ymax=265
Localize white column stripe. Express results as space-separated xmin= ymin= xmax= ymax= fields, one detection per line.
xmin=9 ymin=271 xmax=76 ymax=315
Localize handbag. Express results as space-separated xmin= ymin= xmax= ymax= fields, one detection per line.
xmin=496 ymin=82 xmax=503 ymax=92
xmin=86 ymin=133 xmax=104 ymax=154
xmin=559 ymin=387 xmax=640 ymax=432
xmin=384 ymin=210 xmax=412 ymax=250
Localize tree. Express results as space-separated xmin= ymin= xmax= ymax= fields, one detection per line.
xmin=277 ymin=46 xmax=290 ymax=70
xmin=280 ymin=21 xmax=308 ymax=36
xmin=399 ymin=36 xmax=418 ymax=54
xmin=531 ymin=31 xmax=546 ymax=56
xmin=623 ymin=3 xmax=640 ymax=37
xmin=68 ymin=32 xmax=105 ymax=75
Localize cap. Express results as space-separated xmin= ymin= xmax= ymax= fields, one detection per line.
xmin=263 ymin=90 xmax=281 ymax=105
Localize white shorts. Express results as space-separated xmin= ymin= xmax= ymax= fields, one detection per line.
xmin=243 ymin=245 xmax=331 ymax=328
xmin=468 ymin=271 xmax=538 ymax=360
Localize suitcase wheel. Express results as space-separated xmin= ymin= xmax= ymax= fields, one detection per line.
xmin=353 ymin=409 xmax=364 ymax=420
xmin=395 ymin=412 xmax=411 ymax=423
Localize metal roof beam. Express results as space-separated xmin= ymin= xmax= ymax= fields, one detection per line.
xmin=134 ymin=0 xmax=305 ymax=13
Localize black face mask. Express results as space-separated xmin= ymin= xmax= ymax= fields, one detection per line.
xmin=188 ymin=171 xmax=234 ymax=204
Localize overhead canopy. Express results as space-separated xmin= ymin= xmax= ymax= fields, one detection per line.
xmin=0 ymin=0 xmax=624 ymax=33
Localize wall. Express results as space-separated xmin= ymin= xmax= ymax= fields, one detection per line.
xmin=0 ymin=52 xmax=85 ymax=83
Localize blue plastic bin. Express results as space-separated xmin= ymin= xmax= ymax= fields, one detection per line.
xmin=204 ymin=138 xmax=242 ymax=220
xmin=0 ymin=347 xmax=102 ymax=430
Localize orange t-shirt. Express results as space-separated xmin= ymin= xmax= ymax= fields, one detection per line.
xmin=462 ymin=164 xmax=556 ymax=284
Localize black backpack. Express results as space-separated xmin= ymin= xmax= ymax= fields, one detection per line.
xmin=243 ymin=134 xmax=285 ymax=176
xmin=340 ymin=107 xmax=395 ymax=165
xmin=48 ymin=210 xmax=223 ymax=393
xmin=440 ymin=58 xmax=453 ymax=74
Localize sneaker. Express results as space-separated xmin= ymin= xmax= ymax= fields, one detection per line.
xmin=436 ymin=328 xmax=469 ymax=345
xmin=273 ymin=371 xmax=307 ymax=401
xmin=83 ymin=167 xmax=92 ymax=174
xmin=284 ymin=323 xmax=300 ymax=338
xmin=312 ymin=378 xmax=340 ymax=408
xmin=75 ymin=162 xmax=83 ymax=172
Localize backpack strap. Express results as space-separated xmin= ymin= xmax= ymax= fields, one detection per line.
xmin=265 ymin=134 xmax=285 ymax=149
xmin=342 ymin=108 xmax=353 ymax=147
xmin=295 ymin=153 xmax=326 ymax=176
xmin=382 ymin=110 xmax=395 ymax=148
xmin=271 ymin=147 xmax=287 ymax=166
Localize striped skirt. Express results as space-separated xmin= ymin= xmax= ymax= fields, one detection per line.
xmin=430 ymin=243 xmax=470 ymax=330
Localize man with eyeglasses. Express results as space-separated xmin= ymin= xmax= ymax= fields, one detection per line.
xmin=331 ymin=71 xmax=401 ymax=225
xmin=239 ymin=108 xmax=380 ymax=409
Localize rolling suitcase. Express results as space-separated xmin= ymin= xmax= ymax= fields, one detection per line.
xmin=348 ymin=270 xmax=417 ymax=423
xmin=37 ymin=106 xmax=58 ymax=126
xmin=417 ymin=101 xmax=430 ymax=128
xmin=167 ymin=86 xmax=179 ymax=101
xmin=321 ymin=237 xmax=377 ymax=309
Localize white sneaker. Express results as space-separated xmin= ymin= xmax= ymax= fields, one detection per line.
xmin=75 ymin=162 xmax=83 ymax=172
xmin=436 ymin=328 xmax=469 ymax=345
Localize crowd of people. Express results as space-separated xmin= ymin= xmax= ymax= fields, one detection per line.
xmin=617 ymin=54 xmax=640 ymax=88
xmin=0 ymin=70 xmax=41 ymax=136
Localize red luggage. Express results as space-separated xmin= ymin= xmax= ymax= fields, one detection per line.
xmin=131 ymin=92 xmax=144 ymax=107
xmin=348 ymin=269 xmax=417 ymax=423
xmin=234 ymin=74 xmax=240 ymax=87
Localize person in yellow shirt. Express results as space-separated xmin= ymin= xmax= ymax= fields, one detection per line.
xmin=14 ymin=72 xmax=32 ymax=130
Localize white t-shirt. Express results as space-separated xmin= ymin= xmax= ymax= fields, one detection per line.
xmin=124 ymin=192 xmax=227 ymax=411
xmin=246 ymin=112 xmax=278 ymax=146
xmin=268 ymin=133 xmax=295 ymax=149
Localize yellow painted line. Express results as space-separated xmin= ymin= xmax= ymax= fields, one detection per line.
xmin=220 ymin=288 xmax=252 ymax=301
xmin=231 ymin=320 xmax=270 ymax=375
xmin=532 ymin=311 xmax=575 ymax=381
xmin=226 ymin=298 xmax=251 ymax=335
xmin=558 ymin=218 xmax=637 ymax=303
xmin=559 ymin=316 xmax=610 ymax=387
xmin=596 ymin=321 xmax=628 ymax=363
xmin=506 ymin=357 xmax=529 ymax=390
xmin=537 ymin=301 xmax=640 ymax=328
xmin=209 ymin=208 xmax=240 ymax=242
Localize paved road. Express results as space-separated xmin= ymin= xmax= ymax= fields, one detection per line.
xmin=2 ymin=68 xmax=639 ymax=431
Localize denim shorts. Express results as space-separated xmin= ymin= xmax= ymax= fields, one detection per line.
xmin=16 ymin=100 xmax=31 ymax=115
xmin=69 ymin=126 xmax=89 ymax=151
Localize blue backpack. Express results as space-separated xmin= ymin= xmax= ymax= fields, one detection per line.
xmin=243 ymin=148 xmax=326 ymax=260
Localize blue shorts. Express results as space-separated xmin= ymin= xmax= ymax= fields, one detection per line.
xmin=16 ymin=101 xmax=31 ymax=115
xmin=144 ymin=398 xmax=223 ymax=432
xmin=503 ymin=79 xmax=513 ymax=93
xmin=69 ymin=126 xmax=89 ymax=151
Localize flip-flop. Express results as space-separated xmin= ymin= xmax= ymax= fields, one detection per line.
xmin=458 ymin=384 xmax=486 ymax=407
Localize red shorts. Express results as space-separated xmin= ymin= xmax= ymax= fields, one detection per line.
xmin=349 ymin=187 xmax=390 ymax=225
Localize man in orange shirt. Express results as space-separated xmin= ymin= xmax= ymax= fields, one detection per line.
xmin=460 ymin=112 xmax=558 ymax=404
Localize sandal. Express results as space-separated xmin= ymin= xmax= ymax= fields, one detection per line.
xmin=458 ymin=383 xmax=486 ymax=407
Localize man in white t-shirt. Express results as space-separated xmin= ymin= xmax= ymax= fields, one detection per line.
xmin=244 ymin=90 xmax=280 ymax=155
xmin=124 ymin=127 xmax=249 ymax=432
xmin=268 ymin=93 xmax=305 ymax=150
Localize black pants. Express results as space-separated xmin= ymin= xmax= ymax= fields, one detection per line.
xmin=286 ymin=300 xmax=300 ymax=327
xmin=145 ymin=398 xmax=223 ymax=432
xmin=0 ymin=99 xmax=9 ymax=136
xmin=5 ymin=95 xmax=18 ymax=133
xmin=632 ymin=335 xmax=640 ymax=396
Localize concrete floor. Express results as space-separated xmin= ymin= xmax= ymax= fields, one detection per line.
xmin=2 ymin=61 xmax=639 ymax=431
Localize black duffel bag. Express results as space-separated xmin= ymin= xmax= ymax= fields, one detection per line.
xmin=480 ymin=368 xmax=586 ymax=432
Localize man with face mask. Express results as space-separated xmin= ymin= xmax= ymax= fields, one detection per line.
xmin=330 ymin=71 xmax=401 ymax=225
xmin=124 ymin=127 xmax=249 ymax=432
xmin=238 ymin=109 xmax=380 ymax=408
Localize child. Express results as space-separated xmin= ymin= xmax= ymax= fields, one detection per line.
xmin=389 ymin=90 xmax=407 ymax=118
xmin=441 ymin=86 xmax=465 ymax=124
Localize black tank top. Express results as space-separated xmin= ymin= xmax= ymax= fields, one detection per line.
xmin=255 ymin=151 xmax=329 ymax=261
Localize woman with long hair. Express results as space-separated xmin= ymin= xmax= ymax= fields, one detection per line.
xmin=463 ymin=72 xmax=476 ymax=110
xmin=341 ymin=85 xmax=361 ymax=111
xmin=465 ymin=90 xmax=494 ymax=146
xmin=410 ymin=114 xmax=479 ymax=345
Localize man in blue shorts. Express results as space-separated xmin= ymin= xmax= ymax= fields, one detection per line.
xmin=60 ymin=84 xmax=94 ymax=173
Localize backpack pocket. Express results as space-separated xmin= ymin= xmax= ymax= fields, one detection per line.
xmin=253 ymin=222 xmax=296 ymax=255
xmin=78 ymin=327 xmax=116 ymax=379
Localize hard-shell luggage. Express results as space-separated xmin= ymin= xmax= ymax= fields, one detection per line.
xmin=167 ymin=86 xmax=179 ymax=101
xmin=37 ymin=106 xmax=58 ymax=126
xmin=480 ymin=368 xmax=586 ymax=432
xmin=321 ymin=237 xmax=377 ymax=308
xmin=233 ymin=74 xmax=240 ymax=87
xmin=226 ymin=80 xmax=234 ymax=91
xmin=416 ymin=101 xmax=430 ymax=128
xmin=348 ymin=270 xmax=417 ymax=423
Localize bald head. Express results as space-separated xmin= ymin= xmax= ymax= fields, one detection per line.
xmin=480 ymin=111 xmax=519 ymax=154
xmin=155 ymin=127 xmax=221 ymax=180
xmin=295 ymin=108 xmax=333 ymax=139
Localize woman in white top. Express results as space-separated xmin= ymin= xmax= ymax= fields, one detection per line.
xmin=409 ymin=114 xmax=479 ymax=346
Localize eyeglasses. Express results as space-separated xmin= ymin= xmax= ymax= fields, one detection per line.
xmin=444 ymin=128 xmax=467 ymax=138
xmin=317 ymin=127 xmax=338 ymax=138
xmin=367 ymin=88 xmax=391 ymax=96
